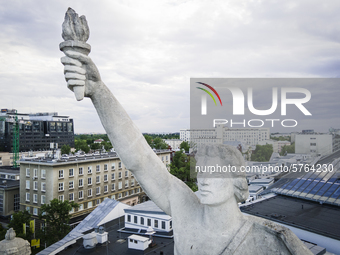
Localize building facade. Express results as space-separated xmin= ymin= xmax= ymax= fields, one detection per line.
xmin=19 ymin=150 xmax=171 ymax=219
xmin=0 ymin=109 xmax=74 ymax=152
xmin=295 ymin=133 xmax=333 ymax=156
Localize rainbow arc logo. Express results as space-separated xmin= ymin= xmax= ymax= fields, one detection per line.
xmin=196 ymin=82 xmax=222 ymax=115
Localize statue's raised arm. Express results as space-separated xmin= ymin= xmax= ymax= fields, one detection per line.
xmin=59 ymin=8 xmax=194 ymax=216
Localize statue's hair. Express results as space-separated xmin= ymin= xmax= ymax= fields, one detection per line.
xmin=194 ymin=144 xmax=249 ymax=203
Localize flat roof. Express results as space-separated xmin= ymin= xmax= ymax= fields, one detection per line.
xmin=125 ymin=200 xmax=166 ymax=215
xmin=240 ymin=195 xmax=340 ymax=241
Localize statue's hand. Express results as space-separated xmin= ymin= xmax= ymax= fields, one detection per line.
xmin=61 ymin=51 xmax=102 ymax=98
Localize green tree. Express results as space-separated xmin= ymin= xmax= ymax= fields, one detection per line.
xmin=143 ymin=135 xmax=152 ymax=147
xmin=180 ymin=141 xmax=190 ymax=153
xmin=60 ymin=144 xmax=71 ymax=155
xmin=38 ymin=199 xmax=78 ymax=246
xmin=152 ymin=137 xmax=169 ymax=150
xmin=170 ymin=151 xmax=197 ymax=191
xmin=90 ymin=142 xmax=101 ymax=150
xmin=74 ymin=139 xmax=90 ymax=153
xmin=280 ymin=143 xmax=295 ymax=156
xmin=7 ymin=210 xmax=32 ymax=241
xmin=101 ymin=140 xmax=113 ymax=151
xmin=251 ymin=144 xmax=273 ymax=162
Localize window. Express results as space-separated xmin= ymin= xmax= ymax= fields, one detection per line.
xmin=118 ymin=181 xmax=122 ymax=190
xmin=33 ymin=194 xmax=38 ymax=203
xmin=104 ymin=174 xmax=108 ymax=182
xmin=111 ymin=183 xmax=115 ymax=191
xmin=170 ymin=220 xmax=172 ymax=229
xmin=88 ymin=201 xmax=93 ymax=208
xmin=166 ymin=156 xmax=168 ymax=161
xmin=125 ymin=180 xmax=129 ymax=188
xmin=147 ymin=218 xmax=151 ymax=226
xmin=41 ymin=195 xmax=46 ymax=204
xmin=26 ymin=193 xmax=30 ymax=202
xmin=88 ymin=166 xmax=92 ymax=174
xmin=69 ymin=181 xmax=74 ymax=189
xmin=118 ymin=193 xmax=122 ymax=198
xmin=96 ymin=199 xmax=100 ymax=205
xmin=79 ymin=179 xmax=83 ymax=187
xmin=88 ymin=177 xmax=92 ymax=185
xmin=41 ymin=182 xmax=46 ymax=192
xmin=131 ymin=189 xmax=134 ymax=195
xmin=104 ymin=185 xmax=108 ymax=193
xmin=104 ymin=164 xmax=108 ymax=171
xmin=79 ymin=167 xmax=83 ymax=175
xmin=125 ymin=170 xmax=128 ymax=177
xmin=41 ymin=169 xmax=46 ymax=179
xmin=79 ymin=190 xmax=83 ymax=199
xmin=310 ymin=143 xmax=317 ymax=146
xmin=26 ymin=180 xmax=30 ymax=190
xmin=88 ymin=189 xmax=92 ymax=197
xmin=26 ymin=168 xmax=30 ymax=177
xmin=111 ymin=173 xmax=115 ymax=180
xmin=131 ymin=179 xmax=135 ymax=186
xmin=162 ymin=221 xmax=166 ymax=229
xmin=96 ymin=176 xmax=100 ymax=183
xmin=154 ymin=220 xmax=158 ymax=228
xmin=26 ymin=206 xmax=30 ymax=213
xmin=111 ymin=163 xmax=115 ymax=170
xmin=127 ymin=215 xmax=131 ymax=222
xmin=59 ymin=182 xmax=64 ymax=191
xmin=69 ymin=168 xmax=74 ymax=177
xmin=59 ymin=170 xmax=64 ymax=179
xmin=58 ymin=195 xmax=64 ymax=202
xmin=134 ymin=216 xmax=138 ymax=224
xmin=33 ymin=181 xmax=38 ymax=190
xmin=141 ymin=217 xmax=144 ymax=225
xmin=14 ymin=194 xmax=20 ymax=211
xmin=69 ymin=193 xmax=74 ymax=201
xmin=79 ymin=204 xmax=84 ymax=211
xmin=111 ymin=194 xmax=116 ymax=200
xmin=33 ymin=169 xmax=38 ymax=178
xmin=96 ymin=165 xmax=100 ymax=172
xmin=33 ymin=208 xmax=38 ymax=216
xmin=96 ymin=187 xmax=101 ymax=195
xmin=137 ymin=188 xmax=140 ymax=193
xmin=119 ymin=172 xmax=122 ymax=179
xmin=125 ymin=191 xmax=129 ymax=196
xmin=118 ymin=162 xmax=122 ymax=169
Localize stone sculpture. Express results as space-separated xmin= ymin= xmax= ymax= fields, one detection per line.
xmin=60 ymin=8 xmax=313 ymax=255
xmin=0 ymin=228 xmax=31 ymax=255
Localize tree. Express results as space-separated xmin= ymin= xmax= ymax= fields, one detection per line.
xmin=280 ymin=143 xmax=295 ymax=156
xmin=101 ymin=140 xmax=113 ymax=151
xmin=169 ymin=151 xmax=197 ymax=191
xmin=74 ymin=139 xmax=90 ymax=153
xmin=38 ymin=199 xmax=78 ymax=246
xmin=180 ymin=141 xmax=190 ymax=152
xmin=251 ymin=144 xmax=273 ymax=162
xmin=7 ymin=210 xmax=32 ymax=241
xmin=144 ymin=135 xmax=152 ymax=147
xmin=61 ymin=144 xmax=71 ymax=155
xmin=152 ymin=137 xmax=168 ymax=150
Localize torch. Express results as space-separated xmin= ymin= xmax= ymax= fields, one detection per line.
xmin=59 ymin=8 xmax=91 ymax=101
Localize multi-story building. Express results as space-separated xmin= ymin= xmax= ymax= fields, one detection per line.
xmin=179 ymin=129 xmax=190 ymax=142
xmin=182 ymin=125 xmax=270 ymax=148
xmin=0 ymin=109 xmax=74 ymax=152
xmin=295 ymin=133 xmax=333 ymax=156
xmin=0 ymin=177 xmax=20 ymax=218
xmin=19 ymin=150 xmax=171 ymax=220
xmin=163 ymin=139 xmax=183 ymax=150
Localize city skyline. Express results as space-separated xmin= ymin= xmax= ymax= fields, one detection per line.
xmin=1 ymin=1 xmax=340 ymax=133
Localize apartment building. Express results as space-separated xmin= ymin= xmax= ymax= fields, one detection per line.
xmin=182 ymin=125 xmax=270 ymax=148
xmin=19 ymin=150 xmax=171 ymax=219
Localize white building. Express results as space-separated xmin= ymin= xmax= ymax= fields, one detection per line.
xmin=295 ymin=133 xmax=333 ymax=156
xmin=182 ymin=125 xmax=270 ymax=148
xmin=163 ymin=139 xmax=183 ymax=150
xmin=248 ymin=185 xmax=264 ymax=199
xmin=128 ymin=235 xmax=151 ymax=251
xmin=259 ymin=140 xmax=291 ymax=153
xmin=180 ymin=129 xmax=190 ymax=142
xmin=124 ymin=200 xmax=172 ymax=233
xmin=249 ymin=178 xmax=274 ymax=189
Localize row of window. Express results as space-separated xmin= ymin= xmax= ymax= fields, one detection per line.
xmin=26 ymin=181 xmax=46 ymax=191
xmin=26 ymin=168 xmax=46 ymax=178
xmin=126 ymin=214 xmax=171 ymax=230
xmin=59 ymin=178 xmax=136 ymax=191
xmin=26 ymin=193 xmax=46 ymax=204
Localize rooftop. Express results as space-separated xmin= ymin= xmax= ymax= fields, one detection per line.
xmin=125 ymin=200 xmax=165 ymax=215
xmin=240 ymin=195 xmax=340 ymax=241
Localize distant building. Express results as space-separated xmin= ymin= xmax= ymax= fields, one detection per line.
xmin=181 ymin=125 xmax=270 ymax=148
xmin=249 ymin=178 xmax=274 ymax=189
xmin=0 ymin=109 xmax=75 ymax=152
xmin=0 ymin=178 xmax=20 ymax=218
xmin=19 ymin=150 xmax=171 ymax=220
xmin=295 ymin=133 xmax=333 ymax=156
xmin=179 ymin=129 xmax=190 ymax=142
xmin=163 ymin=139 xmax=183 ymax=150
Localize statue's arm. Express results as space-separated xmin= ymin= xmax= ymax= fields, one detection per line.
xmin=61 ymin=51 xmax=181 ymax=215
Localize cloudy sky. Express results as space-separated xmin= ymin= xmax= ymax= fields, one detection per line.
xmin=1 ymin=0 xmax=340 ymax=133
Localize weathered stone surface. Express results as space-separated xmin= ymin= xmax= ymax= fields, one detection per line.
xmin=60 ymin=9 xmax=313 ymax=255
xmin=0 ymin=228 xmax=31 ymax=255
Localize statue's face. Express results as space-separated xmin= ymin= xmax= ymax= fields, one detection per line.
xmin=196 ymin=156 xmax=235 ymax=205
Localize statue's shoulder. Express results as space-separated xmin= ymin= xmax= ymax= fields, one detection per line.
xmin=237 ymin=215 xmax=313 ymax=255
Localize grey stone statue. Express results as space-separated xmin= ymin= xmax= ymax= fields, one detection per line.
xmin=0 ymin=228 xmax=31 ymax=255
xmin=60 ymin=8 xmax=313 ymax=255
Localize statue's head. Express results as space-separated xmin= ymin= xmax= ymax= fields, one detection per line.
xmin=194 ymin=144 xmax=249 ymax=205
